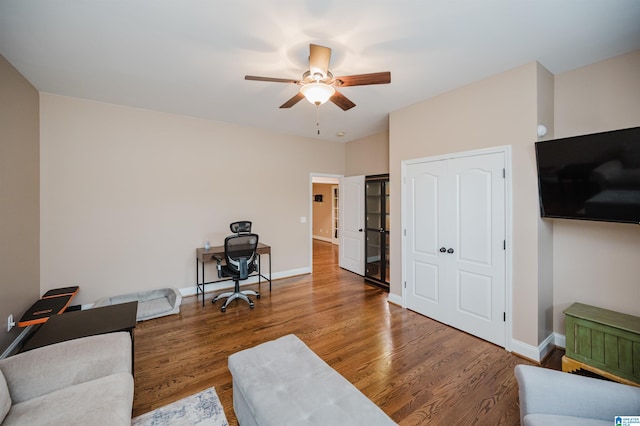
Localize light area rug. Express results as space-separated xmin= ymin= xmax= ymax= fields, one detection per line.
xmin=132 ymin=386 xmax=229 ymax=426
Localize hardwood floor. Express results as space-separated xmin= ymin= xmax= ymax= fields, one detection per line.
xmin=133 ymin=240 xmax=541 ymax=425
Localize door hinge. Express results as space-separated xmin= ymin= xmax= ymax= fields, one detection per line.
xmin=503 ymin=312 xmax=506 ymax=322
xmin=502 ymin=168 xmax=505 ymax=178
xmin=503 ymin=240 xmax=506 ymax=250
xmin=404 ymin=229 xmax=406 ymax=236
xmin=404 ymin=281 xmax=407 ymax=288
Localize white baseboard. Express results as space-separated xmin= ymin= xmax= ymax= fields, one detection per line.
xmin=179 ymin=267 xmax=311 ymax=297
xmin=510 ymin=339 xmax=542 ymax=362
xmin=388 ymin=292 xmax=402 ymax=306
xmin=537 ymin=333 xmax=557 ymax=361
xmin=554 ymin=332 xmax=566 ymax=349
xmin=510 ymin=332 xmax=560 ymax=363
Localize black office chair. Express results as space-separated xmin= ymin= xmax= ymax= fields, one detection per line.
xmin=212 ymin=233 xmax=260 ymax=312
xmin=230 ymin=220 xmax=252 ymax=234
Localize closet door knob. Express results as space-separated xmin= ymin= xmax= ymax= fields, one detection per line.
xmin=439 ymin=247 xmax=446 ymax=253
xmin=447 ymin=248 xmax=454 ymax=254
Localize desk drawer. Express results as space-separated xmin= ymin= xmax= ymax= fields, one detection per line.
xmin=200 ymin=252 xmax=218 ymax=263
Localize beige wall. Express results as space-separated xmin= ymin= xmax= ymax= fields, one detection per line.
xmin=552 ymin=50 xmax=640 ymax=333
xmin=345 ymin=131 xmax=389 ymax=176
xmin=536 ymin=63 xmax=555 ymax=342
xmin=312 ymin=183 xmax=334 ymax=240
xmin=40 ymin=94 xmax=345 ymax=305
xmin=4 ymin=49 xmax=637 ymax=355
xmin=390 ymin=63 xmax=546 ymax=350
xmin=389 ymin=51 xmax=640 ymax=354
xmin=0 ymin=54 xmax=40 ymax=352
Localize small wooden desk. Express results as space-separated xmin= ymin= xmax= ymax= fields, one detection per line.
xmin=196 ymin=243 xmax=272 ymax=306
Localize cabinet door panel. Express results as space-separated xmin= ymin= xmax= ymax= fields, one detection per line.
xmin=366 ymin=230 xmax=382 ymax=280
xmin=365 ymin=176 xmax=390 ymax=288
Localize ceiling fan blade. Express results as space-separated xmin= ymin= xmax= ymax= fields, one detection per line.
xmin=334 ymin=72 xmax=391 ymax=87
xmin=245 ymin=75 xmax=300 ymax=84
xmin=330 ymin=90 xmax=356 ymax=111
xmin=309 ymin=44 xmax=331 ymax=79
xmin=279 ymin=92 xmax=305 ymax=108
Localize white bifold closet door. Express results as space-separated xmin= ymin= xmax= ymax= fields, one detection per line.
xmin=404 ymin=151 xmax=506 ymax=347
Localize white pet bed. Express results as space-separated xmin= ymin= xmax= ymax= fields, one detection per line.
xmin=93 ymin=288 xmax=182 ymax=321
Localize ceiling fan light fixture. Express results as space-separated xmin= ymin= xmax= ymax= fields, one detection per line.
xmin=300 ymin=83 xmax=335 ymax=105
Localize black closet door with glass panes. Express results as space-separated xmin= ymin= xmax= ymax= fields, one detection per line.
xmin=365 ymin=174 xmax=389 ymax=290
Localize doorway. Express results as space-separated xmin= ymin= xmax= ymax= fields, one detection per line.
xmin=310 ymin=174 xmax=341 ymax=272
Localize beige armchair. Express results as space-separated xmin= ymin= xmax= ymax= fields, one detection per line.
xmin=0 ymin=332 xmax=133 ymax=425
xmin=515 ymin=365 xmax=640 ymax=426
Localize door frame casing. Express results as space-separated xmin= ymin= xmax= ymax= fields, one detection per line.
xmin=400 ymin=145 xmax=513 ymax=351
xmin=331 ymin=185 xmax=339 ymax=245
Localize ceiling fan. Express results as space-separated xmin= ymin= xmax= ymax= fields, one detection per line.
xmin=245 ymin=44 xmax=391 ymax=111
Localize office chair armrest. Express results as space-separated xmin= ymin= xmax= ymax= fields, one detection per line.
xmin=239 ymin=257 xmax=249 ymax=280
xmin=213 ymin=254 xmax=223 ymax=278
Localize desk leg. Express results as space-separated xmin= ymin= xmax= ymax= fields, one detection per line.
xmin=196 ymin=258 xmax=200 ymax=306
xmin=201 ymin=261 xmax=205 ymax=306
xmin=130 ymin=329 xmax=135 ymax=376
xmin=269 ymin=252 xmax=272 ymax=292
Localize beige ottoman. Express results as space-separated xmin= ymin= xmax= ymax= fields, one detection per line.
xmin=228 ymin=334 xmax=397 ymax=426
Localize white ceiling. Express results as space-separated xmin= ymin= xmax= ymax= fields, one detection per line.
xmin=1 ymin=1 xmax=639 ymax=143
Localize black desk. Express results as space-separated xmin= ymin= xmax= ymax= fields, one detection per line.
xmin=21 ymin=302 xmax=138 ymax=369
xmin=196 ymin=243 xmax=271 ymax=306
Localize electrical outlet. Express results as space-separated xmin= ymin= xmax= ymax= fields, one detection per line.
xmin=7 ymin=314 xmax=15 ymax=332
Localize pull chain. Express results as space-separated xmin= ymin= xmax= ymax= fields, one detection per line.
xmin=316 ymin=104 xmax=321 ymax=135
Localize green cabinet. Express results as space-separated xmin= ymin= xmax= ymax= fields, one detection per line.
xmin=564 ymin=302 xmax=640 ymax=385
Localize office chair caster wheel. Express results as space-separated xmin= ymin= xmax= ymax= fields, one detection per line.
xmin=256 ymin=294 xmax=261 ymax=299
xmin=221 ymin=306 xmax=226 ymax=313
xmin=249 ymin=303 xmax=254 ymax=309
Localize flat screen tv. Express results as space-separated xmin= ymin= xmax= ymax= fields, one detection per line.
xmin=535 ymin=126 xmax=640 ymax=224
